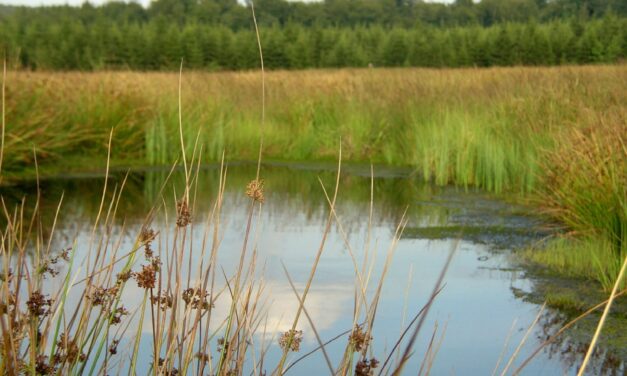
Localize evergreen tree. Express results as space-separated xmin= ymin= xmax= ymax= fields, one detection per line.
xmin=577 ymin=27 xmax=603 ymax=63
xmin=490 ymin=25 xmax=516 ymax=65
xmin=382 ymin=29 xmax=409 ymax=66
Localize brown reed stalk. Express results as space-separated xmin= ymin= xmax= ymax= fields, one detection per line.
xmin=576 ymin=253 xmax=627 ymax=376
xmin=273 ymin=146 xmax=342 ymax=375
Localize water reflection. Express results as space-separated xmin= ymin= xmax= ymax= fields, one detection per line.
xmin=2 ymin=162 xmax=623 ymax=375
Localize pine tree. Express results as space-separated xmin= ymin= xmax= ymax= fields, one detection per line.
xmin=490 ymin=24 xmax=515 ymax=65
xmin=382 ymin=29 xmax=409 ymax=66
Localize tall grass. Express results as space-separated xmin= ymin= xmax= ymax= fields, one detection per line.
xmin=0 ymin=27 xmax=462 ymax=375
xmin=3 ymin=66 xmax=624 ymax=178
xmin=2 ymin=65 xmax=626 ymax=290
xmin=0 ymin=131 xmax=464 ymax=375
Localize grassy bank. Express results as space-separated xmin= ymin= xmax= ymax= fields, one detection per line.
xmin=2 ymin=66 xmax=626 ymax=289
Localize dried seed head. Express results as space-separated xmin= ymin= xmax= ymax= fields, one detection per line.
xmin=217 ymin=337 xmax=229 ymax=353
xmin=60 ymin=248 xmax=71 ymax=262
xmin=38 ymin=248 xmax=72 ymax=278
xmin=195 ymin=352 xmax=211 ymax=364
xmin=55 ymin=333 xmax=86 ymax=364
xmin=349 ymin=325 xmax=371 ymax=353
xmin=140 ymin=227 xmax=157 ymax=259
xmin=35 ymin=355 xmax=56 ymax=375
xmin=176 ymin=200 xmax=192 ymax=227
xmin=116 ymin=270 xmax=132 ymax=284
xmin=37 ymin=260 xmax=59 ymax=278
xmin=246 ymin=179 xmax=265 ymax=203
xmin=111 ymin=306 xmax=129 ymax=325
xmin=182 ymin=287 xmax=212 ymax=310
xmin=134 ymin=262 xmax=158 ymax=289
xmin=88 ymin=286 xmax=119 ymax=307
xmin=355 ymin=357 xmax=379 ymax=376
xmin=151 ymin=293 xmax=173 ymax=311
xmin=279 ymin=329 xmax=303 ymax=352
xmin=109 ymin=339 xmax=120 ymax=355
xmin=26 ymin=291 xmax=53 ymax=318
xmin=157 ymin=358 xmax=180 ymax=376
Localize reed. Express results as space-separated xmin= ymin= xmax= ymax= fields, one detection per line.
xmin=2 ymin=65 xmax=625 ymax=291
xmin=0 ymin=47 xmax=457 ymax=376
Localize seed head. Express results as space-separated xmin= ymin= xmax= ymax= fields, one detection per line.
xmin=109 ymin=339 xmax=120 ymax=355
xmin=35 ymin=355 xmax=55 ymax=375
xmin=355 ymin=357 xmax=379 ymax=376
xmin=182 ymin=287 xmax=212 ymax=310
xmin=279 ymin=329 xmax=303 ymax=352
xmin=116 ymin=270 xmax=132 ymax=284
xmin=140 ymin=227 xmax=157 ymax=259
xmin=26 ymin=291 xmax=53 ymax=318
xmin=176 ymin=200 xmax=192 ymax=227
xmin=349 ymin=325 xmax=371 ymax=353
xmin=134 ymin=264 xmax=157 ymax=289
xmin=246 ymin=179 xmax=265 ymax=203
xmin=151 ymin=292 xmax=173 ymax=311
xmin=111 ymin=306 xmax=129 ymax=325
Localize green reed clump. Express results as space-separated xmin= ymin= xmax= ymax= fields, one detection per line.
xmin=411 ymin=109 xmax=540 ymax=193
xmin=521 ymin=236 xmax=626 ymax=292
xmin=2 ymin=73 xmax=150 ymax=175
xmin=539 ymin=122 xmax=626 ymax=251
xmin=523 ymin=119 xmax=627 ymax=291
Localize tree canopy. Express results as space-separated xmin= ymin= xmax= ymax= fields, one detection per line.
xmin=0 ymin=0 xmax=625 ymax=70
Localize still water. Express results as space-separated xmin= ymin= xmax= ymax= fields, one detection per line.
xmin=5 ymin=162 xmax=619 ymax=375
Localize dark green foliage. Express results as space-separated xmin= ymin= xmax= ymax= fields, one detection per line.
xmin=0 ymin=1 xmax=625 ymax=71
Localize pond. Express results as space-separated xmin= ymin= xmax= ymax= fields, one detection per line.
xmin=3 ymin=162 xmax=621 ymax=375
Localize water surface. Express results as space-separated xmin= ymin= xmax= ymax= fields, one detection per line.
xmin=5 ymin=162 xmax=620 ymax=375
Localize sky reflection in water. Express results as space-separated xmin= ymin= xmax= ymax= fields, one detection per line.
xmin=9 ymin=163 xmax=606 ymax=375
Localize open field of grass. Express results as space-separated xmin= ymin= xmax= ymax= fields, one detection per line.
xmin=1 ymin=65 xmax=626 ymax=289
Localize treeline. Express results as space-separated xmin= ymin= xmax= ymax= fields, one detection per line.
xmin=2 ymin=0 xmax=626 ymax=29
xmin=0 ymin=0 xmax=626 ymax=70
xmin=2 ymin=17 xmax=625 ymax=70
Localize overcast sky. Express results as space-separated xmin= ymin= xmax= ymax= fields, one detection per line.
xmin=1 ymin=0 xmax=453 ymax=7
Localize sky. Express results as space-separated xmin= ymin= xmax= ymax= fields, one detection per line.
xmin=1 ymin=0 xmax=453 ymax=7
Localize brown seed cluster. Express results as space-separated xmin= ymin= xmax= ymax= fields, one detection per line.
xmin=0 ymin=292 xmax=17 ymax=315
xmin=349 ymin=325 xmax=371 ymax=353
xmin=38 ymin=248 xmax=71 ymax=278
xmin=176 ymin=200 xmax=192 ymax=227
xmin=35 ymin=355 xmax=55 ymax=375
xmin=89 ymin=286 xmax=119 ymax=307
xmin=31 ymin=333 xmax=88 ymax=374
xmin=26 ymin=291 xmax=53 ymax=318
xmin=140 ymin=227 xmax=157 ymax=258
xmin=217 ymin=337 xmax=230 ymax=363
xmin=182 ymin=287 xmax=212 ymax=310
xmin=151 ymin=292 xmax=174 ymax=311
xmin=116 ymin=270 xmax=132 ymax=284
xmin=109 ymin=339 xmax=120 ymax=355
xmin=278 ymin=329 xmax=303 ymax=352
xmin=355 ymin=357 xmax=379 ymax=376
xmin=157 ymin=358 xmax=180 ymax=375
xmin=134 ymin=257 xmax=161 ymax=289
xmin=217 ymin=337 xmax=229 ymax=352
xmin=110 ymin=306 xmax=129 ymax=325
xmin=246 ymin=179 xmax=265 ymax=203
xmin=54 ymin=333 xmax=87 ymax=364
xmin=195 ymin=352 xmax=211 ymax=364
